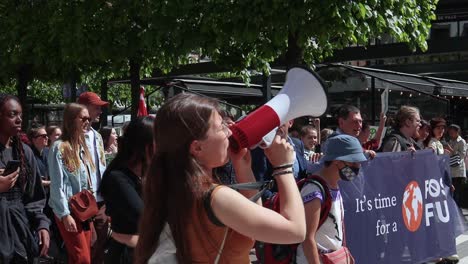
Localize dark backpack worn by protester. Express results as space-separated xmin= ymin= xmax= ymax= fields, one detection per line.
xmin=255 ymin=175 xmax=332 ymax=264
xmin=379 ymin=131 xmax=419 ymax=152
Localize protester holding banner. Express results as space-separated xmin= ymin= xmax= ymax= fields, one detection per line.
xmin=308 ymin=105 xmax=369 ymax=172
xmin=422 ymin=118 xmax=459 ymax=263
xmin=135 ymin=93 xmax=306 ymax=264
xmin=424 ymin=118 xmax=449 ymax=155
xmin=381 ymin=106 xmax=421 ymax=152
xmin=296 ymin=134 xmax=366 ymax=264
xmin=447 ymin=124 xmax=467 ymax=207
xmin=328 ymin=105 xmax=363 ymax=138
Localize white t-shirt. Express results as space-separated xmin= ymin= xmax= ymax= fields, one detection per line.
xmin=84 ymin=129 xmax=103 ymax=202
xmin=296 ymin=182 xmax=344 ymax=264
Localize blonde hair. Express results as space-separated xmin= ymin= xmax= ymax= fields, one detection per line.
xmin=60 ymin=103 xmax=95 ymax=174
xmin=300 ymin=125 xmax=318 ymax=138
xmin=394 ymin=106 xmax=420 ymax=129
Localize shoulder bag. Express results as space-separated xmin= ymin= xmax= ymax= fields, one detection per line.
xmin=69 ymin=162 xmax=98 ymax=222
xmin=320 ymin=201 xmax=355 ymax=264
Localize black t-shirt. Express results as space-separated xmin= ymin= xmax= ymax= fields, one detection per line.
xmin=100 ymin=168 xmax=142 ymax=234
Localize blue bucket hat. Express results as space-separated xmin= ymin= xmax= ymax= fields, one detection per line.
xmin=321 ymin=134 xmax=367 ymax=163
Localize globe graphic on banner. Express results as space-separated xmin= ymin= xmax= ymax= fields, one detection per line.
xmin=402 ymin=181 xmax=424 ymax=232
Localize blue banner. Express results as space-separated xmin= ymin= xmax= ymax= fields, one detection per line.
xmin=340 ymin=150 xmax=466 ymax=264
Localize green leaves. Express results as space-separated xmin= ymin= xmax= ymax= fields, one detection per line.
xmin=0 ymin=0 xmax=439 ymax=103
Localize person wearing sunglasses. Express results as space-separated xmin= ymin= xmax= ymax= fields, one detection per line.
xmin=28 ymin=126 xmax=49 ymax=186
xmin=48 ymin=103 xmax=96 ymax=264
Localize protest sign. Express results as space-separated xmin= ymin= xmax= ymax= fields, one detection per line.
xmin=381 ymin=88 xmax=389 ymax=115
xmin=340 ymin=150 xmax=465 ymax=263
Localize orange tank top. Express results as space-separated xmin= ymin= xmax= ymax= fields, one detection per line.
xmin=186 ymin=185 xmax=255 ymax=263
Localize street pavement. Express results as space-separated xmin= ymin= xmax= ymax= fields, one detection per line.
xmin=454 ymin=209 xmax=468 ymax=264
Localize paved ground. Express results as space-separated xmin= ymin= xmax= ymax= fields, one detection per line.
xmin=454 ymin=209 xmax=468 ymax=264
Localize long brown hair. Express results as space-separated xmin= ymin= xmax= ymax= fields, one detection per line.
xmin=423 ymin=117 xmax=446 ymax=147
xmin=60 ymin=103 xmax=95 ymax=174
xmin=135 ymin=93 xmax=219 ymax=264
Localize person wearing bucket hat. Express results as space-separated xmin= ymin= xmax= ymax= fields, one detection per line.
xmin=296 ymin=134 xmax=366 ymax=264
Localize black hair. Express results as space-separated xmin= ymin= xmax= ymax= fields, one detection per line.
xmin=336 ymin=105 xmax=360 ymax=121
xmin=361 ymin=121 xmax=370 ymax=132
xmin=103 ymin=116 xmax=154 ymax=178
xmin=0 ymin=94 xmax=33 ymax=192
xmin=27 ymin=124 xmax=46 ymax=142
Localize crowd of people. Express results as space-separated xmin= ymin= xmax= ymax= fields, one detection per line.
xmin=0 ymin=90 xmax=466 ymax=264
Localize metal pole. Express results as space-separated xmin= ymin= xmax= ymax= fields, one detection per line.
xmin=262 ymin=71 xmax=272 ymax=104
xmin=371 ymin=77 xmax=376 ymax=125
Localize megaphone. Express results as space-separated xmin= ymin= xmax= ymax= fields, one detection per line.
xmin=229 ymin=67 xmax=327 ymax=152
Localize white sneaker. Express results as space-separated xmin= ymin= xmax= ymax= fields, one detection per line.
xmin=445 ymin=254 xmax=460 ymax=262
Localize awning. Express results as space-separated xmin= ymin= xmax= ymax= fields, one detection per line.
xmin=339 ymin=65 xmax=468 ymax=98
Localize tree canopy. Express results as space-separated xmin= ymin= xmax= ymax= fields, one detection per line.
xmin=0 ymin=0 xmax=439 ymax=117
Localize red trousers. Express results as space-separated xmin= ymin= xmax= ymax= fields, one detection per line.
xmin=55 ymin=216 xmax=92 ymax=264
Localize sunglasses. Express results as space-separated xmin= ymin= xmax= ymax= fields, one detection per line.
xmin=79 ymin=116 xmax=92 ymax=122
xmin=34 ymin=134 xmax=48 ymax=139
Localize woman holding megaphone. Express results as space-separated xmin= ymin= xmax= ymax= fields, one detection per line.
xmin=135 ymin=93 xmax=306 ymax=264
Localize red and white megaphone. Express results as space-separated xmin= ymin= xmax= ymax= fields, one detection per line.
xmin=229 ymin=67 xmax=327 ymax=152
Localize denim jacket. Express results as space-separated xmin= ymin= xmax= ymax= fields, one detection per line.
xmin=48 ymin=140 xmax=94 ymax=219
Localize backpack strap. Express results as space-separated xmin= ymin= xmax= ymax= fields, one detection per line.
xmin=228 ymin=180 xmax=274 ymax=202
xmin=304 ymin=175 xmax=332 ymax=229
xmin=380 ymin=132 xmax=409 ymax=152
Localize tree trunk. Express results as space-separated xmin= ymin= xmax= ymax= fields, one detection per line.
xmin=129 ymin=59 xmax=141 ymax=120
xmin=285 ymin=32 xmax=304 ymax=69
xmin=100 ymin=79 xmax=109 ymax=126
xmin=17 ymin=65 xmax=32 ymax=130
xmin=69 ymin=68 xmax=79 ymax=103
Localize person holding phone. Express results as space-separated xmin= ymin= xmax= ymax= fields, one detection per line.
xmin=0 ymin=94 xmax=50 ymax=263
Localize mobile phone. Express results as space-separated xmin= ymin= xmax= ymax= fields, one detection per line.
xmin=2 ymin=160 xmax=20 ymax=176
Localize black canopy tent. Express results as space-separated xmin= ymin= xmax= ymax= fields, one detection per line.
xmin=108 ymin=63 xmax=468 ymax=125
